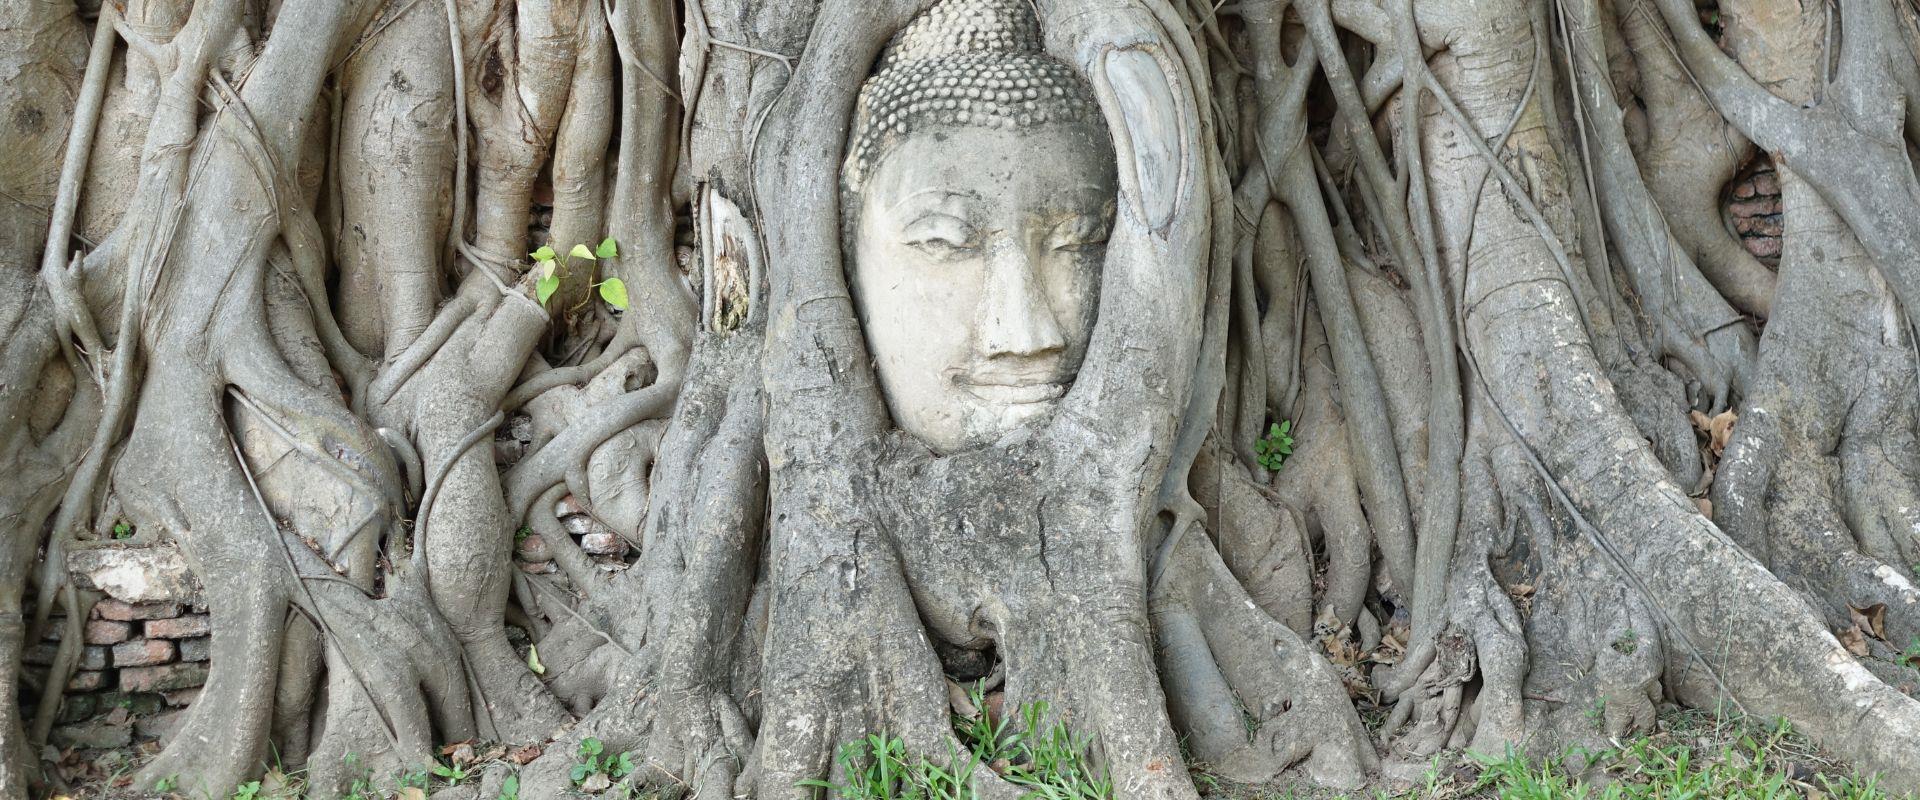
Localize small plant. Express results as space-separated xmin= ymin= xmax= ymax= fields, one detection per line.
xmin=1612 ymin=628 xmax=1639 ymax=655
xmin=399 ymin=765 xmax=432 ymax=789
xmin=111 ymin=520 xmax=133 ymax=540
xmin=1901 ymin=637 xmax=1920 ymax=670
xmin=1254 ymin=420 xmax=1294 ymax=472
xmin=342 ymin=753 xmax=378 ymax=800
xmin=230 ymin=780 xmax=261 ymax=800
xmin=153 ymin=774 xmax=177 ymax=792
xmin=530 ymin=237 xmax=629 ymax=310
xmin=431 ymin=759 xmax=469 ymax=786
xmin=515 ymin=524 xmax=532 ymax=543
xmin=569 ymin=736 xmax=636 ymax=787
xmin=498 ymin=773 xmax=521 ymax=800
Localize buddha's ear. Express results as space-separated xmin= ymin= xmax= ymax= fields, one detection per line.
xmin=1101 ymin=47 xmax=1184 ymax=233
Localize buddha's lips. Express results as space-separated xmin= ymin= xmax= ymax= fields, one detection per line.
xmin=955 ymin=373 xmax=1069 ymax=404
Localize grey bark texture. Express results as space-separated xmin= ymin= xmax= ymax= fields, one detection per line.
xmin=3 ymin=0 xmax=1920 ymax=797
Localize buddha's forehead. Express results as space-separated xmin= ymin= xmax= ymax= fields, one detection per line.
xmin=864 ymin=124 xmax=1116 ymax=216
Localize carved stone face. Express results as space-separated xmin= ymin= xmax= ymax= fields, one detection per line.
xmin=851 ymin=123 xmax=1116 ymax=453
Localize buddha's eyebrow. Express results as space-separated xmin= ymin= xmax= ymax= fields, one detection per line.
xmin=888 ymin=188 xmax=980 ymax=213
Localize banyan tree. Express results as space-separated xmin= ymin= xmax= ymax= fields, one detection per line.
xmin=4 ymin=0 xmax=1920 ymax=796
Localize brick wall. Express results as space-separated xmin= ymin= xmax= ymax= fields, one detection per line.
xmin=25 ymin=545 xmax=207 ymax=753
xmin=1727 ymin=157 xmax=1783 ymax=265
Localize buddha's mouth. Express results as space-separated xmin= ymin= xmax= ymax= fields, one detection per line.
xmin=956 ymin=372 xmax=1069 ymax=405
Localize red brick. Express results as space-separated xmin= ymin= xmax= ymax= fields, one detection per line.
xmin=112 ymin=639 xmax=175 ymax=667
xmin=79 ymin=646 xmax=109 ymax=670
xmin=23 ymin=642 xmax=107 ymax=670
xmin=65 ymin=670 xmax=109 ymax=692
xmin=1752 ymin=170 xmax=1778 ymax=195
xmin=1732 ymin=180 xmax=1757 ymax=199
xmin=177 ymin=636 xmax=210 ymax=662
xmin=1729 ymin=197 xmax=1781 ymax=217
xmin=144 ymin=614 xmax=210 ymax=639
xmin=118 ymin=663 xmax=209 ymax=693
xmin=84 ymin=620 xmax=132 ymax=645
xmin=95 ymin=600 xmax=180 ymax=621
xmin=1744 ymin=236 xmax=1781 ymax=259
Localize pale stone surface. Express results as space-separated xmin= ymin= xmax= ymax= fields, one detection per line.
xmin=69 ymin=543 xmax=200 ymax=604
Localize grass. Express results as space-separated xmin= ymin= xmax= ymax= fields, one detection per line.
xmin=1196 ymin=705 xmax=1908 ymax=800
xmin=800 ymin=684 xmax=1112 ymax=800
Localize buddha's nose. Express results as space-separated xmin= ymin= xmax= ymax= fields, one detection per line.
xmin=977 ymin=237 xmax=1067 ymax=360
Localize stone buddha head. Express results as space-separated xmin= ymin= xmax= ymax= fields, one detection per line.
xmin=843 ymin=0 xmax=1117 ymax=454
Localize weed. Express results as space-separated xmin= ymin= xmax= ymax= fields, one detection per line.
xmin=802 ymin=683 xmax=1111 ymax=800
xmin=1611 ymin=629 xmax=1638 ymax=655
xmin=498 ymin=773 xmax=521 ymax=800
xmin=230 ymin=780 xmax=261 ymax=800
xmin=398 ymin=765 xmax=431 ymax=789
xmin=570 ymin=736 xmax=636 ymax=786
xmin=431 ymin=759 xmax=470 ymax=786
xmin=112 ymin=520 xmax=133 ymax=540
xmin=1255 ymin=421 xmax=1294 ymax=472
xmin=530 ymin=237 xmax=628 ymax=310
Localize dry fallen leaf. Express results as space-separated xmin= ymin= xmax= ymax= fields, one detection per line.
xmin=1694 ymin=497 xmax=1713 ymax=517
xmin=1849 ymin=603 xmax=1889 ymax=641
xmin=508 ymin=743 xmax=543 ymax=765
xmin=1838 ymin=625 xmax=1870 ymax=657
xmin=1690 ymin=409 xmax=1738 ymax=456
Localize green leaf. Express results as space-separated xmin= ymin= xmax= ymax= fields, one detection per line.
xmin=595 ymin=236 xmax=618 ymax=259
xmin=530 ymin=245 xmax=556 ymax=262
xmin=1269 ymin=423 xmax=1281 ymax=437
xmin=569 ymin=764 xmax=590 ymax=783
xmin=1254 ymin=441 xmax=1268 ymax=455
xmin=527 ymin=644 xmax=546 ymax=675
xmin=536 ymin=274 xmax=560 ymax=307
xmin=569 ymin=243 xmax=596 ymax=261
xmin=599 ymin=277 xmax=630 ymax=310
xmin=541 ymin=260 xmax=556 ymax=280
xmin=1278 ymin=420 xmax=1291 ymax=434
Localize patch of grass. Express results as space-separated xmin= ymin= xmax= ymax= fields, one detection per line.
xmin=800 ymin=684 xmax=1111 ymax=800
xmin=1194 ymin=707 xmax=1906 ymax=800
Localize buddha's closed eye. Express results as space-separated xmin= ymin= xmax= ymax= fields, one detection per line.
xmin=1047 ymin=214 xmax=1112 ymax=253
xmin=901 ymin=214 xmax=979 ymax=257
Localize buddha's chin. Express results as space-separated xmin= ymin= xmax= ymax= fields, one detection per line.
xmin=898 ymin=396 xmax=1063 ymax=454
xmin=961 ymin=398 xmax=1057 ymax=445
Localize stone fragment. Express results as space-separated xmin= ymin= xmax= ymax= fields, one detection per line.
xmin=135 ymin=709 xmax=187 ymax=744
xmin=69 ymin=544 xmax=200 ymax=604
xmin=178 ymin=636 xmax=210 ymax=662
xmin=580 ymin=532 xmax=628 ymax=557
